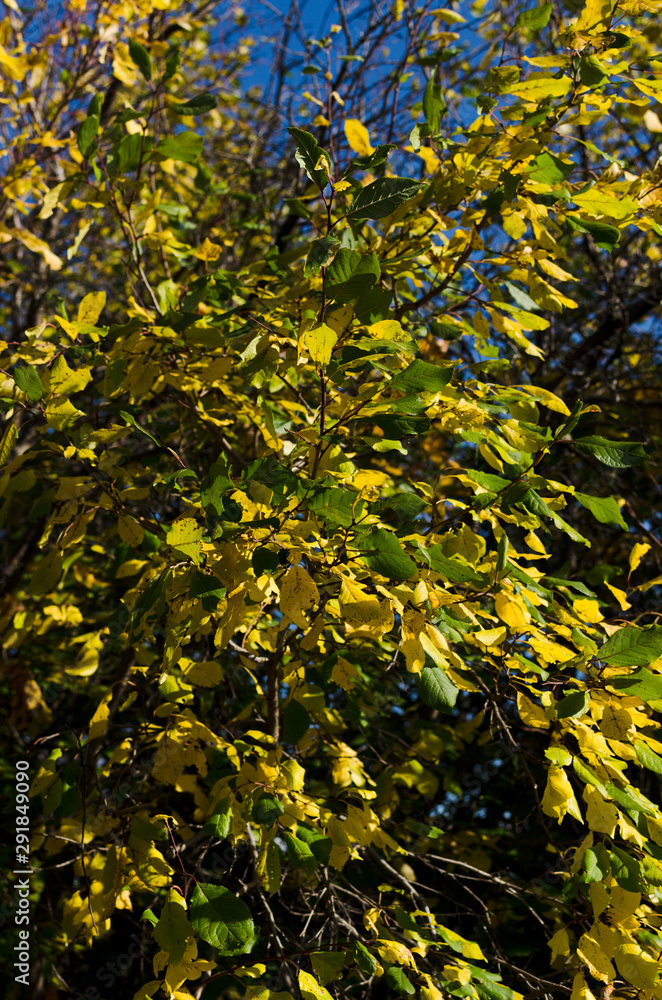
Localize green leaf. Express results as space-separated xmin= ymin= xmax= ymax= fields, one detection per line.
xmin=514 ymin=2 xmax=553 ymax=30
xmin=384 ymin=968 xmax=416 ymax=996
xmin=598 ymin=626 xmax=662 ymax=666
xmin=427 ymin=546 xmax=482 ymax=584
xmin=565 ymin=214 xmax=620 ymax=250
xmin=304 ymin=235 xmax=341 ymax=276
xmin=609 ymin=848 xmax=644 ymax=892
xmin=14 ymin=363 xmax=44 ymax=402
xmin=308 ymin=487 xmax=365 ymax=527
xmin=200 ymin=459 xmax=233 ymax=516
xmin=583 ymin=845 xmax=610 ymax=882
xmin=580 ymin=54 xmax=608 ymax=86
xmin=347 ymin=177 xmax=421 ymax=220
xmin=496 ymin=533 xmax=509 ymax=576
xmin=189 ymin=883 xmax=255 ymax=955
xmin=610 ymin=666 xmax=662 ymax=700
xmin=354 ymin=942 xmax=380 ymax=975
xmin=287 ymin=126 xmax=331 ymax=190
xmin=326 ymin=249 xmax=380 ymax=303
xmin=345 ymin=143 xmax=396 ymax=175
xmin=283 ymin=832 xmax=318 ymax=875
xmin=360 ymin=528 xmax=418 ymax=581
xmin=202 ymin=798 xmax=232 ymax=838
xmin=171 ymin=93 xmax=217 ymax=116
xmin=282 ymin=698 xmax=310 ymax=744
xmin=155 ymin=131 xmax=204 ymax=164
xmin=128 ymin=38 xmax=152 ymax=81
xmin=311 ymin=951 xmax=346 ymax=986
xmin=164 ymin=45 xmax=180 ymax=81
xmin=526 ymin=151 xmax=573 ymax=184
xmin=77 ymin=115 xmax=99 ymax=158
xmin=575 ymin=491 xmax=627 ymax=528
xmin=418 ymin=665 xmax=459 ymax=714
xmin=555 ymin=690 xmax=589 ymax=719
xmin=423 ymin=79 xmax=446 ymax=133
xmin=252 ymin=793 xmax=284 ymax=828
xmin=635 ymin=739 xmax=662 ymax=775
xmin=575 ymin=436 xmax=647 ymax=468
xmin=390 ymin=359 xmax=455 ymax=393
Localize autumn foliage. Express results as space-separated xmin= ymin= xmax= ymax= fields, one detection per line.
xmin=3 ymin=1 xmax=662 ymax=1000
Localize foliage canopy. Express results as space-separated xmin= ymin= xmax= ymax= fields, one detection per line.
xmin=2 ymin=2 xmax=662 ymax=1000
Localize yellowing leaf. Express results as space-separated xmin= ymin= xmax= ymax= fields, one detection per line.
xmin=279 ymin=566 xmax=319 ymax=629
xmin=304 ymin=325 xmax=338 ymax=366
xmin=118 ymin=515 xmax=145 ymax=548
xmin=575 ymin=0 xmax=614 ymax=32
xmin=376 ymin=939 xmax=416 ymax=968
xmin=344 ymin=119 xmax=374 ymax=156
xmin=508 ymin=75 xmax=571 ymax=100
xmin=192 ymin=238 xmax=223 ymax=261
xmin=50 ymin=355 xmax=92 ymax=396
xmin=77 ymin=291 xmax=106 ymax=326
xmin=166 ymin=518 xmax=204 ymax=565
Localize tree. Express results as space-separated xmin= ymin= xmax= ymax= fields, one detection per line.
xmin=3 ymin=1 xmax=662 ymax=999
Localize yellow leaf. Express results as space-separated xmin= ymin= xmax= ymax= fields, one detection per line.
xmin=50 ymin=355 xmax=92 ymax=396
xmin=299 ymin=970 xmax=333 ymax=1000
xmin=473 ymin=626 xmax=507 ymax=647
xmin=118 ymin=515 xmax=145 ymax=548
xmin=629 ymin=542 xmax=650 ymax=573
xmin=332 ymin=656 xmax=359 ymax=691
xmin=548 ymin=927 xmax=570 ymax=961
xmin=571 ymin=974 xmax=596 ymax=1000
xmin=279 ymin=566 xmax=319 ymax=629
xmin=605 ymin=582 xmax=630 ymax=610
xmin=495 ymin=592 xmax=530 ymax=629
xmin=573 ymin=598 xmax=603 ymax=623
xmin=599 ymin=705 xmax=634 ymax=741
xmin=77 ymin=291 xmax=106 ymax=326
xmin=166 ymin=518 xmax=204 ymax=565
xmin=344 ymin=119 xmax=374 ymax=156
xmin=575 ymin=0 xmax=614 ymax=33
xmin=334 ymin=180 xmax=352 ymax=192
xmin=583 ymin=786 xmax=618 ymax=836
xmin=577 ymin=931 xmax=615 ymax=982
xmin=0 ymin=46 xmax=28 ymax=81
xmin=180 ymin=660 xmax=223 ymax=687
xmin=376 ymin=939 xmax=416 ymax=968
xmin=89 ymin=689 xmax=113 ymax=740
xmin=508 ymin=76 xmax=571 ymax=101
xmin=30 ymin=549 xmax=63 ymax=598
xmin=304 ymin=325 xmax=337 ymax=366
xmin=192 ymin=238 xmax=223 ymax=261
xmin=282 ymin=759 xmax=305 ymax=791
xmin=614 ymin=943 xmax=658 ymax=989
xmin=0 ymin=421 xmax=17 ymax=468
xmin=541 ymin=765 xmax=582 ymax=824
xmin=517 ymin=691 xmax=550 ymax=729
